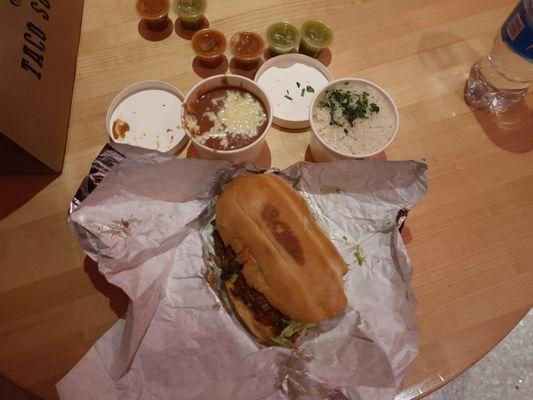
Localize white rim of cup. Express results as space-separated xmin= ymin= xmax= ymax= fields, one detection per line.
xmin=254 ymin=53 xmax=334 ymax=129
xmin=309 ymin=78 xmax=400 ymax=159
xmin=105 ymin=80 xmax=187 ymax=153
xmin=182 ymin=74 xmax=274 ymax=154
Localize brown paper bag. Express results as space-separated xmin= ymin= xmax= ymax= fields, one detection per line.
xmin=0 ymin=0 xmax=84 ymax=174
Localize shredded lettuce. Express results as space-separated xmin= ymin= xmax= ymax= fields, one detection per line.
xmin=273 ymin=320 xmax=317 ymax=347
xmin=272 ymin=335 xmax=292 ymax=348
xmin=354 ymin=245 xmax=366 ymax=266
xmin=319 ymin=186 xmax=344 ymax=195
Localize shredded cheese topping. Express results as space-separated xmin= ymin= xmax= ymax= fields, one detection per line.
xmin=188 ymin=90 xmax=266 ymax=148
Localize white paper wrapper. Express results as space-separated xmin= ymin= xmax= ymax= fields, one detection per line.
xmin=58 ymin=144 xmax=427 ymax=400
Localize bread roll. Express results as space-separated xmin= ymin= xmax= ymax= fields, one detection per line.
xmin=216 ymin=174 xmax=348 ymax=324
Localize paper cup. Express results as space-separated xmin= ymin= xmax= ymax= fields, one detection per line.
xmin=309 ymin=78 xmax=399 ymax=162
xmin=255 ymin=53 xmax=333 ymax=130
xmin=106 ymin=80 xmax=188 ymax=154
xmin=182 ymin=75 xmax=273 ymax=163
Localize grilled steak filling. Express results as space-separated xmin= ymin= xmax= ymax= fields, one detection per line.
xmin=212 ymin=226 xmax=289 ymax=335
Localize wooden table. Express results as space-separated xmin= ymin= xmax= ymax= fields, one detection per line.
xmin=1 ymin=0 xmax=532 ymax=398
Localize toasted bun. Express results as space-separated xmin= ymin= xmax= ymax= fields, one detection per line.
xmin=225 ymin=280 xmax=278 ymax=343
xmin=215 ymin=174 xmax=348 ymax=323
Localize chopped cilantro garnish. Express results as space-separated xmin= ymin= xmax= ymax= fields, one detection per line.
xmin=296 ymin=82 xmax=301 ymax=88
xmin=284 ymin=95 xmax=293 ymax=101
xmin=301 ymin=88 xmax=305 ymax=97
xmin=319 ymin=100 xmax=342 ymax=127
xmin=306 ymin=85 xmax=314 ymax=93
xmin=318 ymin=88 xmax=380 ymax=128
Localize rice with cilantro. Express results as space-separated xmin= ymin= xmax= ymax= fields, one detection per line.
xmin=312 ymin=81 xmax=396 ymax=155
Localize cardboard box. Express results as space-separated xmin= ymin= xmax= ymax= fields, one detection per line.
xmin=0 ymin=0 xmax=84 ymax=174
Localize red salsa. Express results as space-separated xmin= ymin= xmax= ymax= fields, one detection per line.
xmin=191 ymin=29 xmax=226 ymax=66
xmin=136 ymin=0 xmax=170 ymax=31
xmin=230 ymin=31 xmax=264 ymax=70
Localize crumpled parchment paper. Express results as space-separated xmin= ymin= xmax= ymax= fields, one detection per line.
xmin=57 ymin=143 xmax=428 ymax=400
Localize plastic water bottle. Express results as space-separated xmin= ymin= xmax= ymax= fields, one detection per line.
xmin=465 ymin=0 xmax=533 ymax=112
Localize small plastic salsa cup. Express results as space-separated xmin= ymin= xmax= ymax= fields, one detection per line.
xmin=230 ymin=31 xmax=265 ymax=70
xmin=299 ymin=20 xmax=333 ymax=58
xmin=266 ymin=22 xmax=300 ymax=56
xmin=175 ymin=0 xmax=206 ymax=30
xmin=191 ymin=28 xmax=226 ymax=67
xmin=136 ymin=0 xmax=170 ymax=31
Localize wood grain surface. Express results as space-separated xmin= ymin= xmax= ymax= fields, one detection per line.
xmin=1 ymin=0 xmax=532 ymax=399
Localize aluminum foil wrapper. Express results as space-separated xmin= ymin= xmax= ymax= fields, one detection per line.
xmin=59 ymin=143 xmax=428 ymax=400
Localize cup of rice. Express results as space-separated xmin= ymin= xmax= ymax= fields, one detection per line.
xmin=309 ymin=78 xmax=399 ymax=161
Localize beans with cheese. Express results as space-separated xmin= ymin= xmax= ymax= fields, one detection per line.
xmin=185 ymin=86 xmax=267 ymax=150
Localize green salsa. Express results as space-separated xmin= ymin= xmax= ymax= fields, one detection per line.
xmin=175 ymin=0 xmax=206 ymax=29
xmin=266 ymin=22 xmax=300 ymax=55
xmin=299 ymin=20 xmax=333 ymax=58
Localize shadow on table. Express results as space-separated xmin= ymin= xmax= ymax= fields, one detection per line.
xmin=174 ymin=17 xmax=209 ymax=40
xmin=192 ymin=55 xmax=229 ymax=78
xmin=0 ymin=174 xmax=58 ymax=221
xmin=186 ymin=141 xmax=272 ymax=169
xmin=304 ymin=145 xmax=388 ymax=162
xmin=229 ymin=58 xmax=263 ymax=80
xmin=417 ymin=31 xmax=480 ymax=101
xmin=417 ymin=32 xmax=533 ymax=153
xmin=0 ymin=375 xmax=39 ymax=400
xmin=317 ymin=48 xmax=332 ymax=67
xmin=468 ymin=95 xmax=533 ymax=154
xmin=84 ymin=257 xmax=129 ymax=318
xmin=401 ymin=225 xmax=413 ymax=245
xmin=138 ymin=19 xmax=173 ymax=42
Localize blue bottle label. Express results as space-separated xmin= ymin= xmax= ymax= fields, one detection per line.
xmin=501 ymin=1 xmax=533 ymax=62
